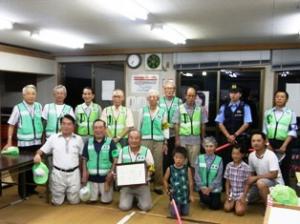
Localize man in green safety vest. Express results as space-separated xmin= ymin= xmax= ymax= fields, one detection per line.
xmin=3 ymin=84 xmax=43 ymax=197
xmin=159 ymin=80 xmax=182 ymax=173
xmin=263 ymin=90 xmax=298 ymax=186
xmin=81 ymin=119 xmax=118 ymax=203
xmin=173 ymin=87 xmax=208 ymax=171
xmin=138 ymin=89 xmax=169 ymax=195
xmin=118 ymin=129 xmax=154 ymax=211
xmin=42 ymin=85 xmax=74 ymax=139
xmin=101 ymin=89 xmax=134 ymax=149
xmin=75 ymin=87 xmax=101 ymax=144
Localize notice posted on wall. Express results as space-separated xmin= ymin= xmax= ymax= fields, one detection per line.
xmin=286 ymin=83 xmax=300 ymax=116
xmin=131 ymin=74 xmax=159 ymax=93
xmin=102 ymin=80 xmax=115 ymax=101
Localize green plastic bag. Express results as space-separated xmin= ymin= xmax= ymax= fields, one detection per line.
xmin=270 ymin=185 xmax=298 ymax=206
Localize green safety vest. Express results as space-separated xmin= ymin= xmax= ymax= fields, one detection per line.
xmin=75 ymin=103 xmax=100 ymax=136
xmin=198 ymin=154 xmax=222 ymax=192
xmin=17 ymin=102 xmax=43 ymax=141
xmin=179 ymin=104 xmax=201 ymax=136
xmin=45 ymin=103 xmax=72 ymax=138
xmin=120 ymin=145 xmax=148 ymax=163
xmin=265 ymin=108 xmax=293 ymax=141
xmin=159 ymin=97 xmax=181 ymax=128
xmin=140 ymin=106 xmax=165 ymax=141
xmin=87 ymin=137 xmax=118 ymax=176
xmin=105 ymin=106 xmax=127 ymax=139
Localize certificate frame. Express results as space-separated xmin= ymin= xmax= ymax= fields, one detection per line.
xmin=116 ymin=161 xmax=147 ymax=187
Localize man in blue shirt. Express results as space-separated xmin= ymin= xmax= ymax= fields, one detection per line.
xmin=215 ymin=84 xmax=252 ymax=169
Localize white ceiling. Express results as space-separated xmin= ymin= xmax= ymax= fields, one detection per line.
xmin=0 ymin=0 xmax=300 ymax=54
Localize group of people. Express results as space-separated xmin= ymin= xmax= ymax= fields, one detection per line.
xmin=1 ymin=80 xmax=298 ymax=218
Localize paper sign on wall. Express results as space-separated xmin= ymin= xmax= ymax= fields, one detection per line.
xmin=131 ymin=74 xmax=159 ymax=93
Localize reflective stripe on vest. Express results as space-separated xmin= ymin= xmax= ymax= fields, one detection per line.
xmin=159 ymin=97 xmax=181 ymax=128
xmin=179 ymin=104 xmax=201 ymax=136
xmin=76 ymin=103 xmax=100 ymax=136
xmin=45 ymin=103 xmax=72 ymax=138
xmin=17 ymin=102 xmax=43 ymax=141
xmin=198 ymin=154 xmax=222 ymax=192
xmin=106 ymin=106 xmax=127 ymax=138
xmin=121 ymin=146 xmax=148 ymax=163
xmin=265 ymin=108 xmax=293 ymax=141
xmin=140 ymin=107 xmax=165 ymax=141
xmin=87 ymin=137 xmax=112 ymax=176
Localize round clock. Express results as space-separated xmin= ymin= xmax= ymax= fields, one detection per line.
xmin=147 ymin=54 xmax=161 ymax=69
xmin=126 ymin=54 xmax=142 ymax=69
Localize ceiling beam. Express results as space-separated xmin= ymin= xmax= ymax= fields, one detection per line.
xmin=0 ymin=43 xmax=54 ymax=60
xmin=53 ymin=42 xmax=300 ymax=57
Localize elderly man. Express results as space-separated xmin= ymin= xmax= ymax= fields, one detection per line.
xmin=173 ymin=87 xmax=208 ymax=169
xmin=118 ymin=129 xmax=154 ymax=211
xmin=159 ymin=80 xmax=182 ymax=173
xmin=138 ymin=89 xmax=169 ymax=194
xmin=247 ymin=132 xmax=284 ymax=205
xmin=263 ymin=90 xmax=297 ymax=186
xmin=34 ymin=115 xmax=84 ymax=205
xmin=42 ymin=85 xmax=74 ymax=139
xmin=101 ymin=89 xmax=134 ymax=149
xmin=3 ymin=84 xmax=43 ymax=197
xmin=75 ymin=87 xmax=101 ymax=144
xmin=81 ymin=119 xmax=118 ymax=203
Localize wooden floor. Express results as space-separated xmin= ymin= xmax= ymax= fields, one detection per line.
xmin=0 ymin=186 xmax=264 ymax=224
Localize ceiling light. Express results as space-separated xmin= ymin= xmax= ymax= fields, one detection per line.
xmin=31 ymin=30 xmax=85 ymax=49
xmin=151 ymin=24 xmax=186 ymax=45
xmin=202 ymin=71 xmax=207 ymax=76
xmin=0 ymin=18 xmax=13 ymax=30
xmin=180 ymin=72 xmax=193 ymax=77
xmin=101 ymin=0 xmax=148 ymax=20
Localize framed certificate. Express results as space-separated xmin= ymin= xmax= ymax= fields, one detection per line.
xmin=116 ymin=162 xmax=147 ymax=187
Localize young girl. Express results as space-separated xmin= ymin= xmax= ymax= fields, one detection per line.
xmin=224 ymin=145 xmax=250 ymax=216
xmin=163 ymin=146 xmax=194 ymax=217
xmin=195 ymin=136 xmax=223 ymax=210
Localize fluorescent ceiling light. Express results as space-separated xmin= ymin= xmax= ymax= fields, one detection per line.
xmin=31 ymin=30 xmax=85 ymax=49
xmin=101 ymin=0 xmax=148 ymax=20
xmin=151 ymin=24 xmax=186 ymax=45
xmin=0 ymin=18 xmax=13 ymax=30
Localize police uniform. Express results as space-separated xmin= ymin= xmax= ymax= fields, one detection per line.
xmin=263 ymin=106 xmax=298 ymax=185
xmin=118 ymin=145 xmax=154 ymax=211
xmin=215 ymin=86 xmax=252 ymax=169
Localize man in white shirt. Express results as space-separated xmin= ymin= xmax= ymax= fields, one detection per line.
xmin=118 ymin=129 xmax=154 ymax=211
xmin=42 ymin=85 xmax=75 ymax=139
xmin=3 ymin=84 xmax=43 ymax=197
xmin=101 ymin=89 xmax=134 ymax=148
xmin=247 ymin=132 xmax=284 ymax=205
xmin=34 ymin=115 xmax=84 ymax=205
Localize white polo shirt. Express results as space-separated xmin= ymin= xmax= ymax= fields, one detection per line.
xmin=41 ymin=132 xmax=84 ymax=170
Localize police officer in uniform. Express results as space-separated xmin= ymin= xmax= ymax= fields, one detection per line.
xmin=215 ymin=84 xmax=252 ymax=169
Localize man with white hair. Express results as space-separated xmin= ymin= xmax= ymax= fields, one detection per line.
xmin=42 ymin=85 xmax=75 ymax=139
xmin=138 ymin=89 xmax=169 ymax=194
xmin=3 ymin=84 xmax=43 ymax=197
xmin=159 ymin=80 xmax=182 ymax=173
xmin=101 ymin=89 xmax=134 ymax=149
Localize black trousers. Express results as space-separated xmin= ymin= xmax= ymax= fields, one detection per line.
xmin=18 ymin=144 xmax=41 ymax=197
xmin=199 ymin=191 xmax=221 ymax=210
xmin=163 ymin=136 xmax=175 ymax=174
xmin=269 ymin=139 xmax=292 ymax=186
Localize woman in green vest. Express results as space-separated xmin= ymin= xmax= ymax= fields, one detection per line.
xmin=195 ymin=136 xmax=223 ymax=210
xmin=75 ymin=87 xmax=101 ymax=144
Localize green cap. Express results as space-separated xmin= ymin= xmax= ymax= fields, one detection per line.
xmin=32 ymin=162 xmax=49 ymax=185
xmin=270 ymin=185 xmax=298 ymax=206
xmin=1 ymin=146 xmax=19 ymax=156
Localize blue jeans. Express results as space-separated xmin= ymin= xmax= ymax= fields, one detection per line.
xmin=169 ymin=202 xmax=189 ymax=217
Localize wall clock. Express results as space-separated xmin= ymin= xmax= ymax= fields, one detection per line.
xmin=126 ymin=54 xmax=142 ymax=69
